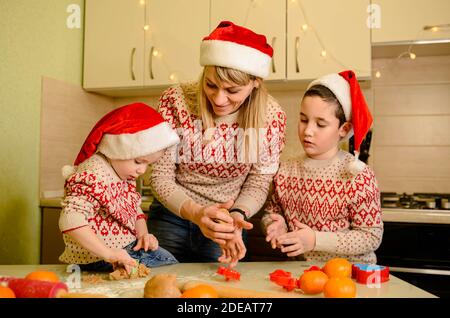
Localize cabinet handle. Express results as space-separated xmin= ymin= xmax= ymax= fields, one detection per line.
xmin=271 ymin=36 xmax=276 ymax=73
xmin=130 ymin=48 xmax=136 ymax=81
xmin=149 ymin=46 xmax=154 ymax=80
xmin=295 ymin=36 xmax=300 ymax=73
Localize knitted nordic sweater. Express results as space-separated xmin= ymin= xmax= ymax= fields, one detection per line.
xmin=263 ymin=151 xmax=383 ymax=263
xmin=59 ymin=154 xmax=146 ymax=264
xmin=150 ymin=83 xmax=286 ymax=218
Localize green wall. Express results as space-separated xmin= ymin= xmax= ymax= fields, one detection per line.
xmin=0 ymin=0 xmax=83 ymax=264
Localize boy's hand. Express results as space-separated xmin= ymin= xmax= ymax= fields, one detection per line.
xmin=265 ymin=213 xmax=288 ymax=249
xmin=276 ymin=220 xmax=316 ymax=257
xmin=134 ymin=233 xmax=158 ymax=251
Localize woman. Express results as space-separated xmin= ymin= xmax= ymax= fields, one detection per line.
xmin=148 ymin=21 xmax=286 ymax=266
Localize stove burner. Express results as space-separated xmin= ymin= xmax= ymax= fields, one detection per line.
xmin=381 ymin=192 xmax=450 ymax=210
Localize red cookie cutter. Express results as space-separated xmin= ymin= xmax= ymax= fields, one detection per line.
xmin=269 ymin=269 xmax=300 ymax=291
xmin=217 ymin=266 xmax=241 ymax=281
xmin=352 ymin=264 xmax=390 ymax=284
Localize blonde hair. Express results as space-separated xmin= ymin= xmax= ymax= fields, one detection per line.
xmin=198 ymin=66 xmax=267 ymax=131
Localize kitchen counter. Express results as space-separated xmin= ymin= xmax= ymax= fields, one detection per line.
xmin=0 ymin=261 xmax=436 ymax=298
xmin=40 ymin=198 xmax=450 ymax=224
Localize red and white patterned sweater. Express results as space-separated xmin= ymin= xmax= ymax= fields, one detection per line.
xmin=263 ymin=151 xmax=383 ymax=263
xmin=150 ymin=83 xmax=287 ymax=218
xmin=59 ymin=154 xmax=146 ymax=264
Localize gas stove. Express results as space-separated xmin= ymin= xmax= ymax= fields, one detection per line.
xmin=381 ymin=192 xmax=450 ymax=210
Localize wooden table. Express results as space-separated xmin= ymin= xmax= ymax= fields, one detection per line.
xmin=0 ymin=261 xmax=437 ymax=298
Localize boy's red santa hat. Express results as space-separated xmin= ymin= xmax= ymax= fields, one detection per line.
xmin=200 ymin=20 xmax=273 ymax=78
xmin=62 ymin=102 xmax=179 ymax=179
xmin=307 ymin=70 xmax=373 ymax=175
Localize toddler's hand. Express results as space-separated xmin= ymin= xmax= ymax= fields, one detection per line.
xmin=276 ymin=220 xmax=316 ymax=257
xmin=265 ymin=213 xmax=288 ymax=249
xmin=134 ymin=233 xmax=158 ymax=251
xmin=105 ymin=248 xmax=137 ymax=274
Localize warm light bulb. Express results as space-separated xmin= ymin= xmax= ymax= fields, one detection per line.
xmin=431 ymin=26 xmax=439 ymax=32
xmin=375 ymin=70 xmax=381 ymax=78
xmin=152 ymin=49 xmax=159 ymax=57
xmin=409 ymin=52 xmax=416 ymax=60
xmin=143 ymin=25 xmax=150 ymax=31
xmin=169 ymin=73 xmax=177 ymax=81
xmin=320 ymin=50 xmax=327 ymax=58
xmin=302 ymin=24 xmax=308 ymax=31
xmin=290 ymin=0 xmax=296 ymax=3
xmin=139 ymin=0 xmax=145 ymax=5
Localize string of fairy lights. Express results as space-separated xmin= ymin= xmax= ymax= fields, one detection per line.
xmin=139 ymin=0 xmax=448 ymax=82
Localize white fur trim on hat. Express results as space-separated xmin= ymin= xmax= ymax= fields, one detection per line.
xmin=307 ymin=73 xmax=354 ymax=139
xmin=97 ymin=121 xmax=180 ymax=160
xmin=200 ymin=40 xmax=272 ymax=78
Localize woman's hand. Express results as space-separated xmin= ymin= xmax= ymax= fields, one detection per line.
xmin=182 ymin=199 xmax=236 ymax=245
xmin=218 ymin=228 xmax=246 ymax=268
xmin=275 ymin=220 xmax=316 ymax=257
xmin=218 ymin=212 xmax=252 ymax=267
xmin=104 ymin=248 xmax=137 ymax=274
xmin=134 ymin=233 xmax=158 ymax=252
xmin=265 ymin=213 xmax=288 ymax=249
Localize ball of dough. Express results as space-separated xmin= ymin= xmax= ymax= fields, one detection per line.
xmin=144 ymin=274 xmax=181 ymax=298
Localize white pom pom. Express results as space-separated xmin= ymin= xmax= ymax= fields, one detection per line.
xmin=62 ymin=165 xmax=76 ymax=179
xmin=348 ymin=159 xmax=366 ymax=175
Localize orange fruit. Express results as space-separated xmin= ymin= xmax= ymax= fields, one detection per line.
xmin=324 ymin=277 xmax=356 ymax=298
xmin=299 ymin=270 xmax=329 ymax=295
xmin=181 ymin=284 xmax=219 ymax=298
xmin=25 ymin=270 xmax=60 ymax=283
xmin=323 ymin=258 xmax=352 ymax=278
xmin=0 ymin=286 xmax=16 ymax=298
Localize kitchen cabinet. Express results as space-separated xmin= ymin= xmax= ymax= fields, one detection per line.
xmin=371 ymin=0 xmax=450 ymax=44
xmin=211 ymin=0 xmax=371 ymax=81
xmin=83 ymin=0 xmax=209 ymax=91
xmin=210 ymin=0 xmax=286 ymax=80
xmin=287 ymin=0 xmax=371 ymax=80
xmin=41 ymin=208 xmax=65 ymax=264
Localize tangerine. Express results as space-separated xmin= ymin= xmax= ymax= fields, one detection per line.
xmin=299 ymin=270 xmax=329 ymax=295
xmin=323 ymin=277 xmax=356 ymax=298
xmin=323 ymin=258 xmax=352 ymax=278
xmin=181 ymin=284 xmax=219 ymax=298
xmin=25 ymin=270 xmax=60 ymax=283
xmin=0 ymin=286 xmax=16 ymax=298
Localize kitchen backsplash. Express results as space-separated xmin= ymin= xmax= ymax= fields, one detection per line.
xmin=40 ymin=55 xmax=450 ymax=196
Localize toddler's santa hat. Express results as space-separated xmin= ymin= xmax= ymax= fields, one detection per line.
xmin=62 ymin=102 xmax=179 ymax=179
xmin=307 ymin=70 xmax=373 ymax=175
xmin=200 ymin=21 xmax=273 ymax=78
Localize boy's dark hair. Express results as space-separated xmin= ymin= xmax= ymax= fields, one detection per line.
xmin=304 ymin=85 xmax=347 ymax=127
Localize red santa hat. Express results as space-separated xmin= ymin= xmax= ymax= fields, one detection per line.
xmin=62 ymin=102 xmax=179 ymax=179
xmin=200 ymin=21 xmax=273 ymax=78
xmin=307 ymin=70 xmax=373 ymax=175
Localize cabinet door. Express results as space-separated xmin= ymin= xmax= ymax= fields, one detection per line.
xmin=371 ymin=0 xmax=450 ymax=43
xmin=287 ymin=0 xmax=371 ymax=80
xmin=41 ymin=208 xmax=65 ymax=264
xmin=84 ymin=0 xmax=145 ymax=89
xmin=144 ymin=0 xmax=210 ymax=86
xmin=210 ymin=0 xmax=286 ymax=80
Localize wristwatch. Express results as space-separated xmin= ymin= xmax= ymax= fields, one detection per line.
xmin=229 ymin=208 xmax=248 ymax=220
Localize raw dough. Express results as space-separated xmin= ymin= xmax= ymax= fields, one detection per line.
xmin=144 ymin=274 xmax=181 ymax=298
xmin=109 ymin=263 xmax=151 ymax=280
xmin=82 ymin=273 xmax=106 ymax=284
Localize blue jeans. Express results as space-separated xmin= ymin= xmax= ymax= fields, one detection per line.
xmin=147 ymin=199 xmax=247 ymax=263
xmin=79 ymin=240 xmax=178 ymax=272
